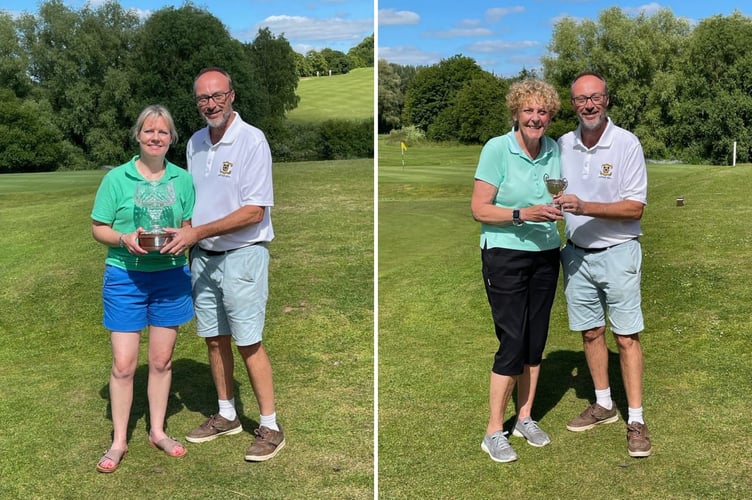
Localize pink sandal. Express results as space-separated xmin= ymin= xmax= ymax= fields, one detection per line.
xmin=96 ymin=448 xmax=127 ymax=473
xmin=148 ymin=436 xmax=187 ymax=458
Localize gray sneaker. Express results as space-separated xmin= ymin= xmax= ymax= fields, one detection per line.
xmin=512 ymin=417 xmax=551 ymax=447
xmin=185 ymin=414 xmax=243 ymax=443
xmin=566 ymin=401 xmax=619 ymax=432
xmin=481 ymin=430 xmax=518 ymax=463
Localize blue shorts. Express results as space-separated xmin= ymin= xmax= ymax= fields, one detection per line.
xmin=561 ymin=239 xmax=644 ymax=335
xmin=191 ymin=244 xmax=269 ymax=346
xmin=102 ymin=265 xmax=194 ymax=332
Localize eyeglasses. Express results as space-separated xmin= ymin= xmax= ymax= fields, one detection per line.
xmin=195 ymin=90 xmax=233 ymax=106
xmin=571 ymin=93 xmax=607 ymax=106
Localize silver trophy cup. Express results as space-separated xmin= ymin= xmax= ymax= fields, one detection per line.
xmin=543 ymin=174 xmax=568 ymax=209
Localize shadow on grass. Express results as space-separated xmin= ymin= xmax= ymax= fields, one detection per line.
xmin=505 ymin=348 xmax=626 ymax=429
xmin=98 ymin=358 xmax=258 ymax=443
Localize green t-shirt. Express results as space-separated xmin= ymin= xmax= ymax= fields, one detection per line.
xmin=474 ymin=130 xmax=562 ymax=251
xmin=91 ymin=156 xmax=195 ymax=271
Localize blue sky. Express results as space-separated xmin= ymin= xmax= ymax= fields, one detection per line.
xmin=0 ymin=0 xmax=374 ymax=55
xmin=378 ymin=1 xmax=752 ymax=76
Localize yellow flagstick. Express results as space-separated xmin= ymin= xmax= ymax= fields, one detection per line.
xmin=400 ymin=141 xmax=407 ymax=168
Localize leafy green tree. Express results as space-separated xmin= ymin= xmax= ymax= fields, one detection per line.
xmin=670 ymin=12 xmax=752 ymax=164
xmin=16 ymin=0 xmax=140 ymax=166
xmin=306 ymin=50 xmax=328 ymax=75
xmin=393 ymin=64 xmax=420 ymax=96
xmin=294 ymin=51 xmax=314 ymax=77
xmin=247 ymin=27 xmax=299 ymax=118
xmin=320 ymin=48 xmax=350 ymax=74
xmin=402 ymin=54 xmax=484 ymax=132
xmin=0 ymin=13 xmax=31 ymax=98
xmin=348 ymin=33 xmax=373 ymax=68
xmin=429 ymin=72 xmax=508 ymax=144
xmin=378 ymin=59 xmax=402 ymax=133
xmin=0 ymin=89 xmax=78 ymax=172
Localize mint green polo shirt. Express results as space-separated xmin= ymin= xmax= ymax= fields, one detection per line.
xmin=474 ymin=130 xmax=562 ymax=251
xmin=91 ymin=156 xmax=195 ymax=271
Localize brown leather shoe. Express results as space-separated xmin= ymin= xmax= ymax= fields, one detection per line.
xmin=245 ymin=425 xmax=286 ymax=461
xmin=566 ymin=401 xmax=619 ymax=432
xmin=627 ymin=421 xmax=652 ymax=457
xmin=185 ymin=414 xmax=243 ymax=443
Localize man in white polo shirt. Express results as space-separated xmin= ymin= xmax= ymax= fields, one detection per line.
xmin=553 ymin=72 xmax=651 ymax=458
xmin=164 ymin=67 xmax=284 ymax=462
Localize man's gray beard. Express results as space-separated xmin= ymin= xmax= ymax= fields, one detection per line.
xmin=579 ymin=113 xmax=607 ymax=132
xmin=206 ymin=110 xmax=231 ymax=129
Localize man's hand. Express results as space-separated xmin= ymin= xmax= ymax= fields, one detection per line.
xmin=161 ymin=226 xmax=199 ymax=255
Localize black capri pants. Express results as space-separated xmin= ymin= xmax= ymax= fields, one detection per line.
xmin=481 ymin=245 xmax=560 ymax=376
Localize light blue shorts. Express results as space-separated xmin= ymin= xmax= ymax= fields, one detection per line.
xmin=102 ymin=264 xmax=194 ymax=332
xmin=191 ymin=244 xmax=269 ymax=346
xmin=561 ymin=239 xmax=644 ymax=335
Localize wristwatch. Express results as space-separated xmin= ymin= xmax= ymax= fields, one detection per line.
xmin=512 ymin=209 xmax=524 ymax=226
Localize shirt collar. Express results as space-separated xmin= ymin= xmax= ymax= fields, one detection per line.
xmin=575 ymin=117 xmax=614 ymax=149
xmin=202 ymin=111 xmax=240 ymax=147
xmin=124 ymin=155 xmax=181 ymax=181
xmin=506 ymin=127 xmax=554 ymax=162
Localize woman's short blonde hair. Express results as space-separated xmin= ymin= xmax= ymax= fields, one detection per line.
xmin=506 ymin=78 xmax=561 ymax=125
xmin=131 ymin=104 xmax=179 ymax=145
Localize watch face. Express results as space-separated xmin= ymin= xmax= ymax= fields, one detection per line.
xmin=513 ymin=209 xmax=522 ymax=226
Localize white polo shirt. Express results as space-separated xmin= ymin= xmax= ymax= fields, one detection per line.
xmin=558 ymin=118 xmax=647 ymax=248
xmin=187 ymin=112 xmax=274 ymax=251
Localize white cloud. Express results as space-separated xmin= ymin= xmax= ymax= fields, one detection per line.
xmin=468 ymin=40 xmax=541 ymax=53
xmin=239 ymin=14 xmax=372 ymax=44
xmin=378 ymin=9 xmax=420 ymax=26
xmin=457 ymin=19 xmax=482 ymax=28
xmin=485 ymin=6 xmax=525 ymax=23
xmin=129 ymin=8 xmax=153 ymax=21
xmin=424 ymin=27 xmax=494 ymax=38
xmin=82 ymin=0 xmax=152 ymax=19
xmin=378 ymin=45 xmax=440 ymax=66
xmin=624 ymin=3 xmax=663 ymax=16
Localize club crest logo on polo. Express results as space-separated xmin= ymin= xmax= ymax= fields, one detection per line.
xmin=600 ymin=163 xmax=613 ymax=177
xmin=220 ymin=161 xmax=234 ymax=176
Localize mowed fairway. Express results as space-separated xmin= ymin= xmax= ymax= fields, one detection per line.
xmin=378 ymin=135 xmax=752 ymax=497
xmin=287 ymin=67 xmax=373 ymax=123
xmin=0 ymin=159 xmax=373 ymax=498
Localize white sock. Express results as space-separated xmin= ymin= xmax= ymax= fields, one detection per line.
xmin=218 ymin=398 xmax=237 ymax=421
xmin=259 ymin=412 xmax=279 ymax=431
xmin=595 ymin=388 xmax=612 ymax=409
xmin=628 ymin=407 xmax=644 ymax=424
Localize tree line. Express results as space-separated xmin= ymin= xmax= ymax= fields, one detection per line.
xmin=1 ymin=0 xmax=373 ymax=173
xmin=379 ymin=7 xmax=752 ymax=165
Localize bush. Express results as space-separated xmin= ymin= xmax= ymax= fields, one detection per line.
xmin=386 ymin=125 xmax=426 ymax=148
xmin=271 ymin=122 xmax=323 ymax=162
xmin=272 ymin=119 xmax=373 ymax=162
xmin=319 ymin=119 xmax=373 ymax=160
xmin=0 ymin=92 xmax=84 ymax=173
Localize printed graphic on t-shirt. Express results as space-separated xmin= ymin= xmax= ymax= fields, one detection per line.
xmin=220 ymin=161 xmax=234 ymax=177
xmin=599 ymin=163 xmax=613 ymax=178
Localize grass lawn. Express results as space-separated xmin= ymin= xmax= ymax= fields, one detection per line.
xmin=378 ymin=136 xmax=752 ymax=498
xmin=287 ymin=67 xmax=373 ymax=123
xmin=0 ymin=159 xmax=374 ymax=498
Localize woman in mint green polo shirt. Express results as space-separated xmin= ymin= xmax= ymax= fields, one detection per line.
xmin=471 ymin=79 xmax=563 ymax=463
xmin=91 ymin=105 xmax=194 ymax=473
